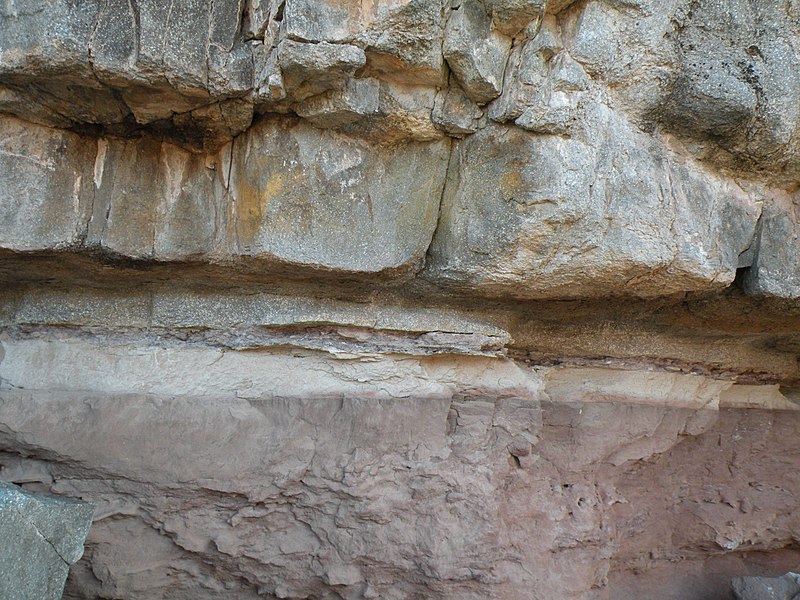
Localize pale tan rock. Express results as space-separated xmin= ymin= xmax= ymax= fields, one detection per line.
xmin=228 ymin=117 xmax=449 ymax=273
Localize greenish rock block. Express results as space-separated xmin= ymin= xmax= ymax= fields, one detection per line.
xmin=0 ymin=481 xmax=94 ymax=600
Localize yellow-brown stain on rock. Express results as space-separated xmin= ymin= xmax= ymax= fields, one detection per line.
xmin=235 ymin=172 xmax=285 ymax=249
xmin=500 ymin=168 xmax=525 ymax=204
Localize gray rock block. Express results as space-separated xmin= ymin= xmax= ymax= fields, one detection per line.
xmin=444 ymin=0 xmax=512 ymax=104
xmin=731 ymin=573 xmax=800 ymax=600
xmin=282 ymin=0 xmax=363 ymax=43
xmin=486 ymin=0 xmax=547 ymax=37
xmin=425 ymin=109 xmax=761 ymax=299
xmin=433 ymin=80 xmax=486 ymax=136
xmin=0 ymin=116 xmax=95 ymax=252
xmin=742 ymin=194 xmax=800 ymax=299
xmin=0 ymin=114 xmax=449 ymax=276
xmin=85 ymin=138 xmax=221 ymax=261
xmin=355 ymin=0 xmax=448 ymax=87
xmin=228 ymin=117 xmax=449 ymax=273
xmin=0 ymin=481 xmax=94 ymax=600
xmin=295 ymin=78 xmax=381 ymax=128
xmin=277 ymin=40 xmax=366 ymax=101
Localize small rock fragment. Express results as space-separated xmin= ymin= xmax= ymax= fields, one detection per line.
xmin=278 ymin=39 xmax=367 ymax=101
xmin=443 ymin=0 xmax=513 ymax=104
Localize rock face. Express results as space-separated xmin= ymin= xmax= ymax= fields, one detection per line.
xmin=4 ymin=0 xmax=800 ymax=297
xmin=0 ymin=481 xmax=94 ymax=600
xmin=2 ymin=0 xmax=800 ymax=599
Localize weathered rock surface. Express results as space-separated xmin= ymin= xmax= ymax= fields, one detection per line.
xmin=425 ymin=113 xmax=761 ymax=298
xmin=742 ymin=193 xmax=800 ymax=299
xmin=1 ymin=1 xmax=799 ymax=298
xmin=4 ymin=0 xmax=800 ymax=598
xmin=228 ymin=117 xmax=449 ymax=273
xmin=0 ymin=480 xmax=94 ymax=600
xmin=0 ymin=114 xmax=448 ymax=275
xmin=2 ymin=332 xmax=800 ymax=599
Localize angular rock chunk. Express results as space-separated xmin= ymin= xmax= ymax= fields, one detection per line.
xmin=443 ymin=0 xmax=512 ymax=104
xmin=0 ymin=481 xmax=94 ymax=600
xmin=488 ymin=13 xmax=561 ymax=123
xmin=356 ymin=0 xmax=448 ymax=87
xmin=742 ymin=194 xmax=800 ymax=299
xmin=282 ymin=0 xmax=363 ymax=42
xmin=433 ymin=80 xmax=486 ymax=136
xmin=731 ymin=573 xmax=800 ymax=600
xmin=425 ymin=109 xmax=761 ymax=299
xmin=302 ymin=79 xmax=443 ymax=142
xmin=295 ymin=78 xmax=381 ymax=128
xmin=0 ymin=116 xmax=95 ymax=252
xmin=278 ymin=40 xmax=366 ymax=101
xmin=229 ymin=117 xmax=449 ymax=274
xmin=486 ymin=0 xmax=547 ymax=37
xmin=512 ymin=51 xmax=591 ymax=135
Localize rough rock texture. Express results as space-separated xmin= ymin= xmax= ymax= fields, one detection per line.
xmin=2 ymin=335 xmax=800 ymax=599
xmin=0 ymin=481 xmax=94 ymax=600
xmin=425 ymin=114 xmax=761 ymax=298
xmin=4 ymin=1 xmax=800 ymax=297
xmin=731 ymin=573 xmax=800 ymax=600
xmin=3 ymin=0 xmax=800 ymax=599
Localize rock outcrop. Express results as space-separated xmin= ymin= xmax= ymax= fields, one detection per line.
xmin=2 ymin=1 xmax=800 ymax=599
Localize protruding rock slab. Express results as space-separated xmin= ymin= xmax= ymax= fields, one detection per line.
xmin=425 ymin=110 xmax=762 ymax=299
xmin=0 ymin=114 xmax=449 ymax=278
xmin=0 ymin=481 xmax=94 ymax=600
xmin=443 ymin=0 xmax=512 ymax=104
xmin=742 ymin=193 xmax=800 ymax=299
xmin=731 ymin=572 xmax=800 ymax=600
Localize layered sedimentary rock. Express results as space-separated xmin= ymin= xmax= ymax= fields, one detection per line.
xmin=2 ymin=1 xmax=800 ymax=599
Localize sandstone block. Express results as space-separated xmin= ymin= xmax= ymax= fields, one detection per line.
xmin=86 ymin=139 xmax=220 ymax=261
xmin=0 ymin=116 xmax=94 ymax=252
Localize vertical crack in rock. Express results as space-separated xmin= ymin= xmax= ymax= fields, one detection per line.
xmin=10 ymin=504 xmax=72 ymax=567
